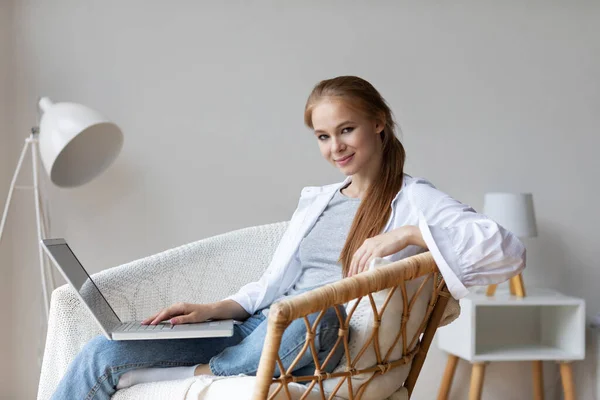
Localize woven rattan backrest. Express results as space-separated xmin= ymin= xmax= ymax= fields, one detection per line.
xmin=252 ymin=252 xmax=450 ymax=400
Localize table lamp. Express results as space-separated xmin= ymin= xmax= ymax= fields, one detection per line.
xmin=483 ymin=192 xmax=537 ymax=297
xmin=0 ymin=97 xmax=123 ymax=320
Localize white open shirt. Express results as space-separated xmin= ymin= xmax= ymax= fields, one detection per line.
xmin=225 ymin=174 xmax=526 ymax=315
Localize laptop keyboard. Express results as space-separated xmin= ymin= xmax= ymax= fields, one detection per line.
xmin=120 ymin=321 xmax=174 ymax=332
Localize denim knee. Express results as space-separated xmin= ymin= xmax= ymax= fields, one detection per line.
xmin=317 ymin=305 xmax=346 ymax=368
xmin=77 ymin=335 xmax=144 ymax=381
xmin=316 ymin=305 xmax=346 ymax=349
xmin=209 ymin=305 xmax=347 ymax=377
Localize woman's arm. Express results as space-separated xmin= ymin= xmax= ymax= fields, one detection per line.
xmin=408 ymin=178 xmax=526 ymax=299
xmin=209 ymin=299 xmax=252 ymax=321
xmin=399 ymin=225 xmax=428 ymax=249
xmin=348 ymin=225 xmax=428 ymax=276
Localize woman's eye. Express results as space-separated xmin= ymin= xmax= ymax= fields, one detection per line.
xmin=317 ymin=127 xmax=353 ymax=140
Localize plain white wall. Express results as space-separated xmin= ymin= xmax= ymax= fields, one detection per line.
xmin=5 ymin=1 xmax=599 ymax=398
xmin=0 ymin=0 xmax=14 ymax=395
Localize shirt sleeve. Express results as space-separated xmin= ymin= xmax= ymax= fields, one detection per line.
xmin=408 ymin=178 xmax=526 ymax=299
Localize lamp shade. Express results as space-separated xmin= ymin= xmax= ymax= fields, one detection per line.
xmin=37 ymin=97 xmax=124 ymax=188
xmin=483 ymin=192 xmax=537 ymax=238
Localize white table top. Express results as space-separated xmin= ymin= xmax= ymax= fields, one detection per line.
xmin=465 ymin=287 xmax=584 ymax=305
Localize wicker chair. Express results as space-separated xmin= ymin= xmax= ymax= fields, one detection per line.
xmin=253 ymin=251 xmax=450 ymax=400
xmin=37 ymin=221 xmax=455 ymax=400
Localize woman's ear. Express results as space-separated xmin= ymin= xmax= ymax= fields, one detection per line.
xmin=374 ymin=118 xmax=385 ymax=135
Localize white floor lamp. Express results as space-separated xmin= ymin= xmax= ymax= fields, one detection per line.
xmin=0 ymin=97 xmax=123 ymax=321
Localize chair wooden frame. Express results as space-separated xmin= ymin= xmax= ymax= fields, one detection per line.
xmin=252 ymin=252 xmax=451 ymax=400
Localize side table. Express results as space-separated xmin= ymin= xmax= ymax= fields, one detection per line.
xmin=436 ymin=288 xmax=585 ymax=400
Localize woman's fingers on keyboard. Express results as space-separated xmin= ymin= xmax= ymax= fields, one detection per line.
xmin=141 ymin=314 xmax=158 ymax=325
xmin=146 ymin=302 xmax=188 ymax=325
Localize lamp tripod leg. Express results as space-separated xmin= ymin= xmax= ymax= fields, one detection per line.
xmin=486 ymin=274 xmax=527 ymax=298
xmin=31 ymin=138 xmax=51 ymax=321
xmin=485 ymin=284 xmax=497 ymax=296
xmin=38 ymin=197 xmax=56 ymax=290
xmin=509 ymin=277 xmax=517 ymax=295
xmin=513 ymin=273 xmax=526 ymax=297
xmin=0 ymin=138 xmax=31 ymax=245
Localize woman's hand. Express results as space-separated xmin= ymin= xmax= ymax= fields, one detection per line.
xmin=347 ymin=226 xmax=424 ymax=277
xmin=141 ymin=302 xmax=214 ymax=325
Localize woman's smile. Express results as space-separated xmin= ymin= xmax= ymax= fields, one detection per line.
xmin=336 ymin=154 xmax=354 ymax=166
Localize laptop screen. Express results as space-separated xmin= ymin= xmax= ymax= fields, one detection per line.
xmin=44 ymin=242 xmax=122 ymax=332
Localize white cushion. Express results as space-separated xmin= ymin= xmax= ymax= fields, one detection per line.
xmin=322 ymin=257 xmax=433 ymax=400
xmin=113 ymin=375 xmax=338 ymax=400
xmin=188 ymin=375 xmax=333 ymax=399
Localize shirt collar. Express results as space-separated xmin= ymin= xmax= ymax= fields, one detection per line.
xmin=330 ymin=174 xmax=405 ymax=204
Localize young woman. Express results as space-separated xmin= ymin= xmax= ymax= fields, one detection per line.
xmin=51 ymin=76 xmax=525 ymax=399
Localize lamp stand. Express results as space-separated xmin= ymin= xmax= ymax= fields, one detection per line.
xmin=0 ymin=129 xmax=55 ymax=321
xmin=485 ymin=272 xmax=527 ymax=297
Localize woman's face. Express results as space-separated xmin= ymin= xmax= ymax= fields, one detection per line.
xmin=311 ymin=99 xmax=384 ymax=175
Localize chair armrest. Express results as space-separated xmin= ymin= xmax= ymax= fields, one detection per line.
xmin=270 ymin=252 xmax=437 ymax=322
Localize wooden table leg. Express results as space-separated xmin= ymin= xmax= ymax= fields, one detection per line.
xmin=437 ymin=354 xmax=459 ymax=400
xmin=559 ymin=362 xmax=575 ymax=400
xmin=486 ymin=284 xmax=497 ymax=296
xmin=469 ymin=363 xmax=486 ymax=400
xmin=532 ymin=361 xmax=544 ymax=400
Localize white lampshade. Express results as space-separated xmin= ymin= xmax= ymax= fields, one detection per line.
xmin=483 ymin=193 xmax=537 ymax=238
xmin=37 ymin=97 xmax=124 ymax=188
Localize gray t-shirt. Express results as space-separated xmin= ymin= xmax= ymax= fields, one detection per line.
xmin=262 ymin=186 xmax=361 ymax=317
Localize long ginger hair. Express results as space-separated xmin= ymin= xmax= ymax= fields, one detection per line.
xmin=304 ymin=76 xmax=406 ymax=277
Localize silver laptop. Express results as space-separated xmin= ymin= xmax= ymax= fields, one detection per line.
xmin=41 ymin=238 xmax=234 ymax=341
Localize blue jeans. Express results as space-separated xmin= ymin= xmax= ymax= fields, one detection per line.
xmin=51 ymin=305 xmax=346 ymax=400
